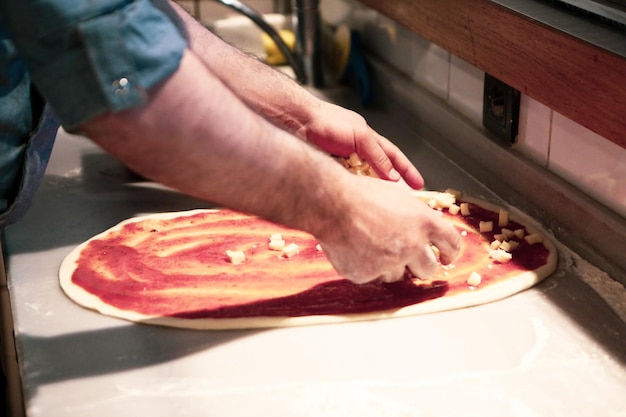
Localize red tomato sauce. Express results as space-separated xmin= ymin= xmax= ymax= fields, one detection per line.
xmin=71 ymin=205 xmax=549 ymax=319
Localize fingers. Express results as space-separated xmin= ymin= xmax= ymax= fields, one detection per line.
xmin=357 ymin=132 xmax=424 ymax=189
xmin=430 ymin=221 xmax=462 ymax=266
xmin=377 ymin=138 xmax=424 ymax=189
xmin=406 ymin=243 xmax=440 ymax=279
xmin=377 ymin=264 xmax=410 ymax=283
xmin=307 ymin=104 xmax=424 ymax=188
xmin=403 ymin=211 xmax=461 ymax=280
xmin=355 ymin=133 xmax=398 ymax=180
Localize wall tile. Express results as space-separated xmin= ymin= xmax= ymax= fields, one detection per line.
xmin=549 ymin=112 xmax=626 ymax=217
xmin=321 ymin=0 xmax=377 ymax=31
xmin=515 ymin=95 xmax=551 ymax=167
xmin=448 ymin=55 xmax=484 ymax=126
xmin=362 ymin=15 xmax=450 ymax=100
xmin=364 ymin=15 xmax=410 ymax=73
xmin=320 ymin=0 xmax=356 ymax=25
xmin=404 ymin=31 xmax=449 ymax=100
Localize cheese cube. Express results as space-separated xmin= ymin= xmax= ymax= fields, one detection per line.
xmin=489 ymin=248 xmax=513 ymax=263
xmin=525 ymin=233 xmax=543 ymax=245
xmin=493 ymin=233 xmax=507 ymax=242
xmin=268 ymin=239 xmax=285 ymax=251
xmin=500 ymin=240 xmax=519 ymax=252
xmin=268 ymin=233 xmax=286 ymax=251
xmin=467 ymin=271 xmax=482 ymax=287
xmin=514 ymin=228 xmax=526 ymax=239
xmin=501 ymin=228 xmax=515 ymax=239
xmin=479 ymin=221 xmax=494 ymax=233
xmin=460 ymin=203 xmax=471 ymax=216
xmin=448 ymin=204 xmax=461 ymax=215
xmin=436 ymin=192 xmax=456 ymax=209
xmin=444 ymin=188 xmax=463 ymax=200
xmin=282 ymin=243 xmax=300 ymax=258
xmin=498 ymin=209 xmax=509 ymax=227
xmin=427 ymin=192 xmax=456 ymax=210
xmin=347 ymin=152 xmax=363 ymax=167
xmin=354 ymin=167 xmax=368 ymax=176
xmin=226 ymin=250 xmax=246 ymax=265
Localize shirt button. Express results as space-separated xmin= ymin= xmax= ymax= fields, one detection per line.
xmin=112 ymin=77 xmax=130 ymax=96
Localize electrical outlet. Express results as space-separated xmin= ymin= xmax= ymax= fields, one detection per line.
xmin=482 ymin=74 xmax=520 ymax=143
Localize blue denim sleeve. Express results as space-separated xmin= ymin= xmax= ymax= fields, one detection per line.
xmin=1 ymin=0 xmax=188 ymax=130
xmin=0 ymin=23 xmax=60 ymax=228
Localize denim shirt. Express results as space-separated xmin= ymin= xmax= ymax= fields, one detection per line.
xmin=0 ymin=0 xmax=187 ymax=227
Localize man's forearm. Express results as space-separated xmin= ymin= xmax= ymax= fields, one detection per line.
xmin=80 ymin=46 xmax=460 ymax=284
xmin=168 ymin=1 xmax=319 ymax=137
xmin=81 ymin=50 xmax=350 ymax=239
xmin=166 ymin=2 xmax=428 ymax=188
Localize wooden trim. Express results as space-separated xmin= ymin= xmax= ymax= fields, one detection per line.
xmin=356 ymin=0 xmax=626 ymax=149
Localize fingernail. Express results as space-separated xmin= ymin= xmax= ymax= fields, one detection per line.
xmin=389 ymin=168 xmax=400 ymax=181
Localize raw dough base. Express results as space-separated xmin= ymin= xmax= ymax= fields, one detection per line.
xmin=59 ymin=191 xmax=558 ymax=330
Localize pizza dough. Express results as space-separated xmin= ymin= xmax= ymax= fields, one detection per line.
xmin=59 ymin=191 xmax=558 ymax=330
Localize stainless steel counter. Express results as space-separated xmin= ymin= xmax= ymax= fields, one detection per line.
xmin=3 ymin=84 xmax=626 ymax=416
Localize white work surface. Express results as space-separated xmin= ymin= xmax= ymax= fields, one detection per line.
xmin=4 ymin=104 xmax=626 ymax=417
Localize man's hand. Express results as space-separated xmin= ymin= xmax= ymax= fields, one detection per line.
xmin=316 ymin=175 xmax=461 ymax=284
xmin=300 ymin=102 xmax=425 ymax=190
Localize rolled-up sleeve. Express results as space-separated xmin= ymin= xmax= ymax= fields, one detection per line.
xmin=1 ymin=0 xmax=188 ymax=130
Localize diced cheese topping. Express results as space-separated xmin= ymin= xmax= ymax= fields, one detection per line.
xmin=489 ymin=248 xmax=513 ymax=263
xmin=340 ymin=153 xmax=379 ymax=178
xmin=436 ymin=192 xmax=456 ymax=209
xmin=467 ymin=271 xmax=482 ymax=287
xmin=524 ymin=233 xmax=543 ymax=245
xmin=498 ymin=209 xmax=509 ymax=227
xmin=479 ymin=221 xmax=494 ymax=233
xmin=501 ymin=228 xmax=515 ymax=239
xmin=268 ymin=233 xmax=286 ymax=251
xmin=225 ymin=250 xmax=246 ymax=265
xmin=493 ymin=233 xmax=507 ymax=242
xmin=427 ymin=192 xmax=457 ymax=210
xmin=444 ymin=188 xmax=463 ymax=200
xmin=514 ymin=228 xmax=525 ymax=239
xmin=268 ymin=239 xmax=285 ymax=251
xmin=282 ymin=243 xmax=300 ymax=258
xmin=448 ymin=204 xmax=461 ymax=215
xmin=500 ymin=240 xmax=519 ymax=252
xmin=460 ymin=202 xmax=471 ymax=216
xmin=490 ymin=240 xmax=502 ymax=250
xmin=348 ymin=152 xmax=363 ymax=167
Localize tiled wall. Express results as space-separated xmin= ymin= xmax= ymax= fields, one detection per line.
xmin=321 ymin=0 xmax=626 ymax=218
